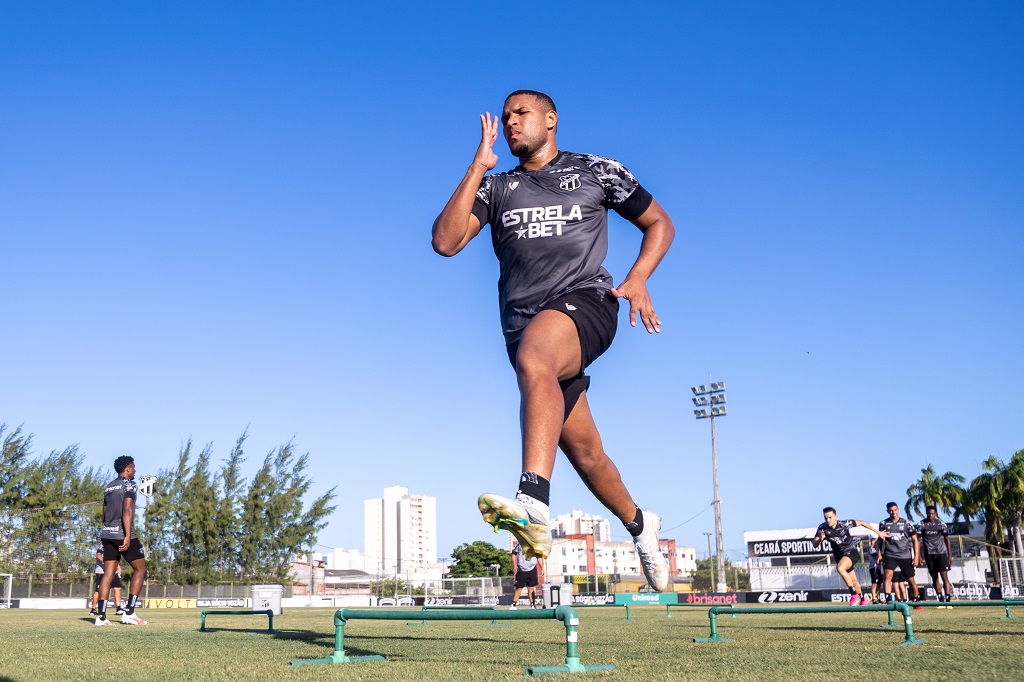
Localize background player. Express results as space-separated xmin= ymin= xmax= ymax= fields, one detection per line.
xmin=89 ymin=544 xmax=123 ymax=617
xmin=878 ymin=501 xmax=923 ymax=609
xmin=812 ymin=507 xmax=888 ymax=606
xmin=96 ymin=455 xmax=148 ymax=626
xmin=432 ymin=90 xmax=675 ymax=592
xmin=917 ymin=504 xmax=954 ymax=607
xmin=509 ymin=540 xmax=544 ymax=609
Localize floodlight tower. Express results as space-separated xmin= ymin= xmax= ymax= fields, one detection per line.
xmin=692 ymin=381 xmax=727 ymax=592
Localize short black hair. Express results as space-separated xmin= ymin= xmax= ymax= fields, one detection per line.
xmin=505 ymin=89 xmax=557 ymax=113
xmin=114 ymin=455 xmax=134 ymax=475
xmin=886 ymin=501 xmax=899 ymax=509
xmin=925 ymin=505 xmax=937 ymax=513
xmin=822 ymin=506 xmax=836 ymax=515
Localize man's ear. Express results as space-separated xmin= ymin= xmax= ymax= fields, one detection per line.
xmin=547 ymin=110 xmax=558 ymax=131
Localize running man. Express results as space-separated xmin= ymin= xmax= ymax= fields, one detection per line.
xmin=916 ymin=505 xmax=954 ymax=607
xmin=812 ymin=507 xmax=888 ymax=606
xmin=432 ymin=90 xmax=675 ymax=591
xmin=878 ymin=501 xmax=922 ymax=609
xmin=96 ymin=455 xmax=147 ymax=626
xmin=509 ymin=541 xmax=544 ymax=609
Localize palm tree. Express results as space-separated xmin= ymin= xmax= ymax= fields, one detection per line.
xmin=905 ymin=465 xmax=966 ymax=521
xmin=964 ymin=456 xmax=1007 ymax=548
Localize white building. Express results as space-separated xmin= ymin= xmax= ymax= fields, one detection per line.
xmin=363 ymin=485 xmax=438 ymax=576
xmin=326 ymin=547 xmax=372 ymax=572
xmin=544 ymin=536 xmax=697 ymax=582
xmin=551 ymin=510 xmax=612 ymax=542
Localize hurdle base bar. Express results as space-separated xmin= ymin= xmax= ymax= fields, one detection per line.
xmin=691 ymin=603 xmax=924 ymax=647
xmin=290 ymin=605 xmax=614 ymax=673
xmin=290 ymin=653 xmax=386 ymax=665
xmin=199 ymin=609 xmax=275 ymax=633
xmin=528 ymin=659 xmax=617 ymax=675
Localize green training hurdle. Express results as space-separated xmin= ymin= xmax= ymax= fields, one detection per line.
xmin=692 ymin=602 xmax=924 ymax=647
xmin=407 ymin=603 xmax=501 ymax=626
xmin=289 ymin=605 xmax=615 ymax=675
xmin=904 ymin=598 xmax=1024 ymax=620
xmin=199 ymin=609 xmax=275 ymax=633
xmin=667 ymin=602 xmax=739 ymax=619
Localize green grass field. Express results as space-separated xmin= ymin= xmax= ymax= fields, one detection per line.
xmin=1 ymin=604 xmax=1021 ymax=681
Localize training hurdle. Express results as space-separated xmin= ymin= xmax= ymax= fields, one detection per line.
xmin=667 ymin=603 xmax=739 ymax=619
xmin=407 ymin=603 xmax=502 ymax=626
xmin=692 ymin=602 xmax=924 ymax=647
xmin=289 ymin=605 xmax=615 ymax=675
xmin=199 ymin=609 xmax=275 ymax=633
xmin=900 ymin=598 xmax=1024 ymax=620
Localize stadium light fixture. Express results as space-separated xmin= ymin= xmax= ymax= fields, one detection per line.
xmin=691 ymin=380 xmax=728 ymax=593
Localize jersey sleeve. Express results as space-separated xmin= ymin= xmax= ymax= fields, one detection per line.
xmin=123 ymin=479 xmax=138 ymax=502
xmin=471 ymin=175 xmax=494 ymax=227
xmin=579 ymin=153 xmax=653 ymax=221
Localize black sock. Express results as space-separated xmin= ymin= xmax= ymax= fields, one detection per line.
xmin=97 ymin=600 xmax=107 ymax=619
xmin=127 ymin=594 xmax=139 ymax=614
xmin=624 ymin=507 xmax=644 ymax=537
xmin=849 ymin=587 xmax=857 ymax=595
xmin=517 ymin=472 xmax=550 ymax=506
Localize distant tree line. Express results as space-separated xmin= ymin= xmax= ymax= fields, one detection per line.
xmin=0 ymin=423 xmax=336 ymax=584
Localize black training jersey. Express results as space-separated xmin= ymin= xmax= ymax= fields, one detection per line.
xmin=879 ymin=518 xmax=917 ymax=559
xmin=816 ymin=519 xmax=859 ymax=553
xmin=916 ymin=519 xmax=950 ymax=556
xmin=100 ymin=476 xmax=137 ymax=540
xmin=472 ymin=151 xmax=653 ymax=343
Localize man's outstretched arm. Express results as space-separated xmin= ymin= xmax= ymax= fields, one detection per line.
xmin=432 ymin=113 xmax=498 ymax=256
xmin=611 ymin=198 xmax=675 ymax=333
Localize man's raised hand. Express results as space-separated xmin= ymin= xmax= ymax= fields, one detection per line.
xmin=474 ymin=113 xmax=499 ymax=171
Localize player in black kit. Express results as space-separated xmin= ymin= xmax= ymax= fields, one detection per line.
xmin=878 ymin=501 xmax=923 ymax=608
xmin=96 ymin=455 xmax=148 ymax=626
xmin=812 ymin=507 xmax=889 ymax=606
xmin=917 ymin=505 xmax=954 ymax=607
xmin=432 ymin=91 xmax=675 ymax=592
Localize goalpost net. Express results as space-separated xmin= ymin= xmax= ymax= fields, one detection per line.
xmin=998 ymin=558 xmax=1024 ymax=599
xmin=0 ymin=574 xmax=12 ymax=609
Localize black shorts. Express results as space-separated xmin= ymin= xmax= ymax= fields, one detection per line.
xmin=101 ymin=538 xmax=145 ymax=563
xmin=925 ymin=554 xmax=950 ymax=577
xmin=833 ymin=546 xmax=861 ymax=566
xmin=94 ymin=572 xmax=123 ymax=590
xmin=514 ymin=566 xmax=540 ymax=589
xmin=506 ymin=287 xmax=618 ymax=421
xmin=883 ymin=555 xmax=915 ymax=578
xmin=870 ymin=566 xmax=884 ymax=585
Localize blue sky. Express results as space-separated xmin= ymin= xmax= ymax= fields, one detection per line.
xmin=2 ymin=2 xmax=1021 ymax=563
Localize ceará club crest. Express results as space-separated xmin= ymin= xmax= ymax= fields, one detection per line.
xmin=559 ymin=174 xmax=581 ymax=191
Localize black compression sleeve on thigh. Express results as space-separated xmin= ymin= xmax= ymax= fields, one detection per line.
xmin=560 ymin=375 xmax=591 ymax=421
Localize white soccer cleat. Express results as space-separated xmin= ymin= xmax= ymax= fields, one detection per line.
xmin=120 ymin=613 xmax=147 ymax=625
xmin=94 ymin=616 xmax=110 ymax=627
xmin=478 ymin=493 xmax=551 ymax=559
xmin=633 ymin=510 xmax=671 ymax=592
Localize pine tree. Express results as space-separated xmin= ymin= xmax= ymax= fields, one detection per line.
xmin=213 ymin=431 xmax=247 ymax=579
